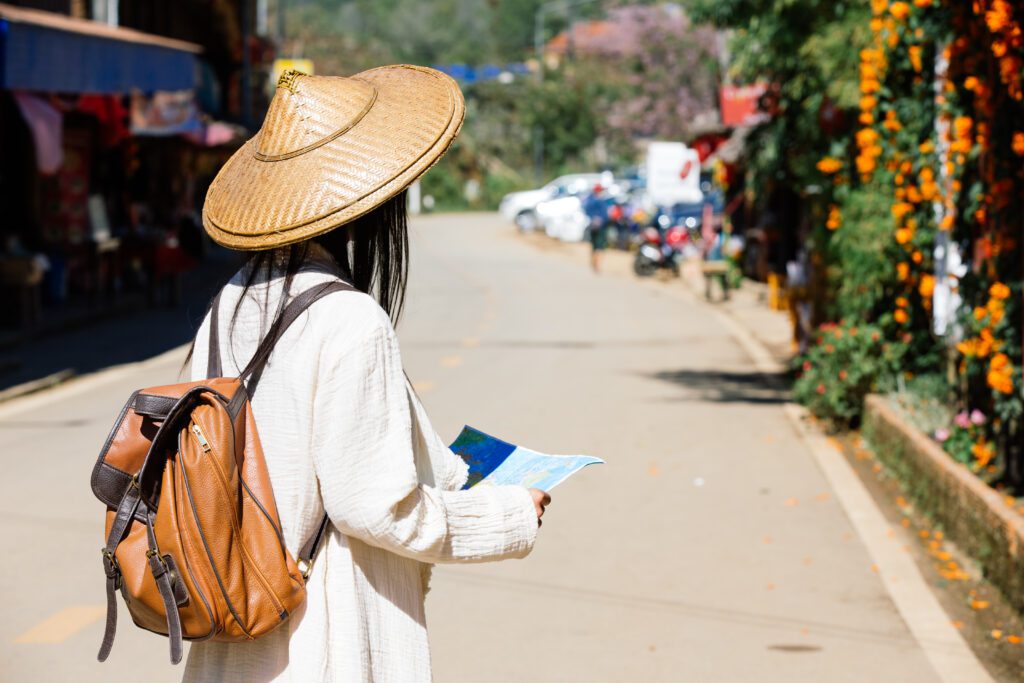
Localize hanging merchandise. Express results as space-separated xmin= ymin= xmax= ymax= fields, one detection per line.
xmin=13 ymin=92 xmax=63 ymax=175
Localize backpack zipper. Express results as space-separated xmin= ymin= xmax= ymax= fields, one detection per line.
xmin=189 ymin=417 xmax=287 ymax=617
xmin=191 ymin=424 xmax=211 ymax=452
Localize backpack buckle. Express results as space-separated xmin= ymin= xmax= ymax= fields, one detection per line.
xmin=297 ymin=558 xmax=312 ymax=581
xmin=101 ymin=549 xmax=121 ymax=588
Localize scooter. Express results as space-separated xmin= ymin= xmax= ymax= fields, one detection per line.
xmin=633 ymin=225 xmax=683 ymax=277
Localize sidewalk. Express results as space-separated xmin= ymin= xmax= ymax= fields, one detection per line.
xmin=0 ymin=251 xmax=240 ymax=398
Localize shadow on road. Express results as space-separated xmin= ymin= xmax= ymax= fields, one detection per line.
xmin=645 ymin=367 xmax=790 ymax=405
xmin=0 ymin=253 xmax=241 ymax=393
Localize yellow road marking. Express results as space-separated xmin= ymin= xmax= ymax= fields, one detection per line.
xmin=15 ymin=605 xmax=106 ymax=644
xmin=440 ymin=355 xmax=462 ymax=368
xmin=412 ymin=380 xmax=436 ymax=394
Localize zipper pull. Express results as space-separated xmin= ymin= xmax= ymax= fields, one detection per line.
xmin=191 ymin=424 xmax=211 ymax=452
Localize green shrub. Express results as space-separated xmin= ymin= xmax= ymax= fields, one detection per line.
xmin=793 ymin=321 xmax=905 ymax=428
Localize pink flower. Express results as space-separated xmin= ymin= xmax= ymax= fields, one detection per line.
xmin=970 ymin=410 xmax=987 ymax=426
xmin=816 ymin=384 xmax=827 ymax=395
xmin=934 ymin=428 xmax=950 ymax=443
xmin=954 ymin=412 xmax=971 ymax=429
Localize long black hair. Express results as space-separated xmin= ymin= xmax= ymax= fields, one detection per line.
xmin=188 ymin=190 xmax=409 ymax=376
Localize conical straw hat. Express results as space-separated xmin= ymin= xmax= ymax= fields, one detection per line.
xmin=203 ymin=65 xmax=465 ymax=250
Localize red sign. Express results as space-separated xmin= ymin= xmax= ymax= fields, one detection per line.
xmin=720 ymin=84 xmax=769 ymax=127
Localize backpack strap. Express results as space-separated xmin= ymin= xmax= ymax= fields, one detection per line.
xmin=206 ymin=279 xmax=356 ymax=581
xmin=240 ymin=280 xmax=356 ymax=396
xmin=206 ymin=289 xmax=224 ymax=378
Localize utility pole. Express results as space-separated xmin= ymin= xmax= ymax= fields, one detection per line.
xmin=277 ymin=0 xmax=286 ymax=47
xmin=241 ymin=0 xmax=253 ymax=129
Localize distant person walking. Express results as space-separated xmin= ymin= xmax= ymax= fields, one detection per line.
xmin=702 ymin=222 xmax=731 ymax=302
xmin=184 ymin=67 xmax=549 ymax=682
xmin=584 ymin=184 xmax=609 ymax=272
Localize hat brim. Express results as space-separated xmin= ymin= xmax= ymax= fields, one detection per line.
xmin=203 ymin=65 xmax=464 ymax=250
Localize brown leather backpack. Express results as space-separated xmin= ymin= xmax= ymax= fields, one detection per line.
xmin=91 ymin=281 xmax=352 ymax=664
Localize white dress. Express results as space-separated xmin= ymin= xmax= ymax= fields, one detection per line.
xmin=183 ymin=250 xmax=538 ymax=682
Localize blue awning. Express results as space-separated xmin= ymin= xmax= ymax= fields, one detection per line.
xmin=0 ymin=4 xmax=200 ymax=94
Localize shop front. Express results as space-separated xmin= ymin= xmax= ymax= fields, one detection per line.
xmin=0 ymin=4 xmax=207 ymax=333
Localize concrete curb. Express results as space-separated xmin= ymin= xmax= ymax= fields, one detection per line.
xmin=863 ymin=394 xmax=1024 ymax=615
xmin=0 ymin=369 xmax=77 ymax=404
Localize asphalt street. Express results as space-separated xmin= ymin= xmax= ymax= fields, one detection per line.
xmin=0 ymin=212 xmax=982 ymax=681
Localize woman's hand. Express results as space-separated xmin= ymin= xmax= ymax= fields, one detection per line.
xmin=529 ymin=488 xmax=551 ymax=526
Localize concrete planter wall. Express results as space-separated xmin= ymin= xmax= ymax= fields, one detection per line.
xmin=862 ymin=394 xmax=1024 ymax=613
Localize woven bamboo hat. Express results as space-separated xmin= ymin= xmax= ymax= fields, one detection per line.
xmin=202 ymin=65 xmax=465 ymax=250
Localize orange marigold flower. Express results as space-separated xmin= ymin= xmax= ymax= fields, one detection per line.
xmin=897 ymin=262 xmax=910 ymax=280
xmin=919 ymin=274 xmax=935 ymax=298
xmin=892 ymin=203 xmax=914 ymax=220
xmin=985 ymin=0 xmax=1012 ymax=33
xmin=894 ymin=309 xmax=909 ymax=324
xmin=974 ymin=306 xmax=988 ymax=320
xmin=987 ymin=369 xmax=1013 ymax=394
xmin=817 ymin=157 xmax=843 ymax=174
xmin=939 ymin=214 xmax=955 ymax=231
xmin=908 ymin=46 xmax=923 ymax=73
xmin=964 ymin=76 xmax=980 ymax=91
xmin=919 ymin=140 xmax=935 ymax=154
xmin=1012 ymin=132 xmax=1024 ymax=156
xmin=856 ymin=128 xmax=879 ymax=147
xmin=953 ymin=116 xmax=973 ymax=139
xmin=990 ymin=353 xmax=1011 ymax=372
xmin=895 ymin=296 xmax=909 ymax=308
xmin=912 ymin=250 xmax=923 ymax=264
xmin=856 ymin=155 xmax=877 ymax=175
xmin=871 ymin=0 xmax=889 ymax=15
xmin=860 ymin=95 xmax=878 ymax=111
xmin=895 ymin=228 xmax=913 ymax=244
xmin=890 ymin=2 xmax=910 ymax=20
xmin=913 ymin=0 xmax=931 ymax=6
xmin=826 ymin=205 xmax=842 ymax=231
xmin=957 ymin=339 xmax=977 ymax=357
xmin=989 ymin=282 xmax=1011 ymax=300
xmin=987 ymin=299 xmax=1005 ymax=325
xmin=971 ymin=441 xmax=996 ymax=467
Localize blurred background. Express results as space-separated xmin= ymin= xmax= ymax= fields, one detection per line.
xmin=2 ymin=0 xmax=1024 ymax=680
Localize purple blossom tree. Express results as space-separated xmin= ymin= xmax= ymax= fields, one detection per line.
xmin=574 ymin=4 xmax=722 ymax=143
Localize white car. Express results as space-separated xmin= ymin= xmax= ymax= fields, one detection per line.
xmin=499 ymin=173 xmax=606 ymax=231
xmin=536 ymin=196 xmax=589 ymax=241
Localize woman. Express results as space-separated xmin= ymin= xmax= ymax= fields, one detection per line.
xmin=186 ymin=66 xmax=550 ymax=682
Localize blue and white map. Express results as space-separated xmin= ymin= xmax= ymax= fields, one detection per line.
xmin=450 ymin=426 xmax=603 ymax=491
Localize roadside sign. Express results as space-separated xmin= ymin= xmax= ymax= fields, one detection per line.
xmin=645 ymin=142 xmax=702 ymax=206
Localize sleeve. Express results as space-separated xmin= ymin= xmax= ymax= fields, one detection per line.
xmin=312 ymin=319 xmax=539 ymax=563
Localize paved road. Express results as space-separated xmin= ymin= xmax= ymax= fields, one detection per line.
xmin=0 ymin=213 xmax=964 ymax=681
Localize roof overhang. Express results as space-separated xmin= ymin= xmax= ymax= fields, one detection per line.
xmin=0 ymin=4 xmax=201 ymax=94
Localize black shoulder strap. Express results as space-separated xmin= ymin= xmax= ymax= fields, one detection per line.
xmin=205 ymin=279 xmax=356 ymax=582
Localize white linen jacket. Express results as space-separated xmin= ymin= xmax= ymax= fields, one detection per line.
xmin=183 ymin=251 xmax=538 ymax=682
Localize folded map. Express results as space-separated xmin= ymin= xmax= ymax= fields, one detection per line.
xmin=450 ymin=426 xmax=603 ymax=491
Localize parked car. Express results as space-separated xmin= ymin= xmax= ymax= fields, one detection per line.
xmin=534 ymin=178 xmax=641 ymax=242
xmin=533 ymin=195 xmax=586 ymax=241
xmin=499 ymin=173 xmax=606 ymax=232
